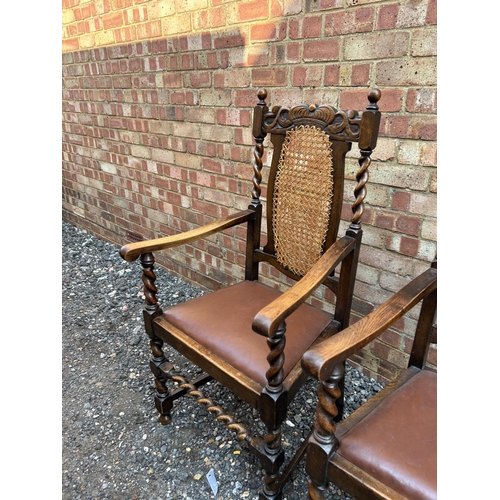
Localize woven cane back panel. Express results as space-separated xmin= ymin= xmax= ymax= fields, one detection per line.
xmin=272 ymin=125 xmax=334 ymax=277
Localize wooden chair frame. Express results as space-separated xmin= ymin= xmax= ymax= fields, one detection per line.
xmin=303 ymin=259 xmax=437 ymax=500
xmin=119 ymin=88 xmax=382 ymax=500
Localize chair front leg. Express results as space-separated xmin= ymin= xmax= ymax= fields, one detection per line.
xmin=257 ymin=321 xmax=288 ymax=500
xmin=140 ymin=253 xmax=172 ymax=425
xmin=148 ymin=334 xmax=173 ymax=425
xmin=306 ymin=363 xmax=344 ymax=499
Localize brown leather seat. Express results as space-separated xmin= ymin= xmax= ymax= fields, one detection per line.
xmin=338 ymin=370 xmax=437 ymax=500
xmin=163 ymin=281 xmax=334 ymax=387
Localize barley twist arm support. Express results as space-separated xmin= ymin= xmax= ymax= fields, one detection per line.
xmin=314 ymin=363 xmax=344 ymax=444
xmin=140 ymin=253 xmax=160 ymax=314
xmin=265 ymin=322 xmax=286 ymax=392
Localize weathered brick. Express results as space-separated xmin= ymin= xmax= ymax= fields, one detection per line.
xmin=356 ymin=281 xmax=393 ymax=308
xmin=377 ymin=3 xmax=399 ymax=30
xmin=421 ymin=219 xmax=437 ymax=241
xmin=394 ymin=214 xmax=421 ymax=236
xmin=398 ymin=140 xmax=437 ymax=167
xmin=292 ymin=66 xmax=323 ymax=87
xmin=112 ymin=75 xmax=132 ymax=88
xmin=356 ymin=263 xmax=380 ymax=285
xmin=236 ymin=0 xmax=268 ymax=22
xmin=380 ymin=115 xmax=410 ymax=138
xmin=199 ymin=89 xmax=231 ymax=107
xmin=380 ymin=272 xmax=414 ymax=295
xmin=408 ymin=116 xmax=436 ymax=140
xmin=213 ymin=29 xmax=247 ymax=49
xmin=103 ymin=11 xmax=123 ymax=30
xmin=408 ymin=192 xmax=436 ymax=217
xmin=430 ymin=171 xmax=437 ymax=193
xmin=340 ymin=88 xmax=403 ymax=112
xmin=201 ymin=124 xmax=232 ymax=143
xmin=98 ymin=161 xmax=118 ymax=175
xmin=271 ymin=42 xmax=301 ymax=65
xmin=130 ymin=144 xmax=151 ymax=159
xmin=151 ymin=147 xmax=175 ymax=164
xmin=374 ymin=212 xmax=395 ymax=230
xmin=216 ymin=109 xmax=251 ymax=127
xmin=76 ymin=4 xmax=92 ymax=21
xmin=359 ymin=246 xmax=413 ymax=276
xmin=214 ymin=68 xmax=251 ymax=88
xmin=411 ymin=27 xmax=437 ymax=57
xmin=406 ymin=88 xmax=437 ymax=113
xmin=282 ymin=0 xmax=303 ymax=15
xmin=344 ymin=32 xmax=409 ymax=60
xmin=386 ymin=234 xmax=436 ymax=260
xmin=324 ymin=65 xmax=340 ymax=86
xmin=245 ymin=47 xmax=269 ymax=67
xmin=252 ymin=68 xmax=288 ymax=87
xmin=112 ymin=0 xmax=133 ymax=9
xmin=192 ymin=199 xmax=219 ymax=218
xmin=161 ymin=73 xmax=182 ymax=88
xmin=184 ymin=107 xmax=215 ymax=124
xmin=351 ymin=64 xmax=371 ymax=86
xmin=194 ymin=51 xmax=223 ymax=70
xmin=250 ymin=21 xmax=287 ymax=42
xmin=371 ymin=138 xmax=396 ymax=162
xmin=179 ymin=33 xmax=211 ymax=52
xmin=174 ymin=0 xmax=207 ymax=11
xmin=265 ymin=88 xmax=303 ymax=108
xmin=234 ymin=89 xmax=258 ymax=108
xmin=79 ymin=34 xmax=96 ymax=49
xmin=289 ymin=15 xmax=322 ymax=39
xmin=123 ymin=7 xmax=147 ymax=24
xmin=192 ymin=6 xmax=226 ymax=30
xmin=304 ymin=39 xmax=340 ymax=62
xmin=234 ymin=127 xmax=254 ymax=146
xmin=305 ymin=0 xmax=342 ymax=13
xmin=363 ymin=183 xmax=391 ymax=208
xmin=325 ymin=7 xmax=374 ymax=36
xmin=376 ymin=58 xmax=437 ymax=86
xmin=303 ymin=88 xmax=340 ymax=107
xmin=426 ymin=0 xmax=437 ymax=24
xmin=369 ymin=164 xmax=430 ymax=190
xmin=162 ymin=13 xmax=191 ymax=36
xmin=181 ymin=53 xmax=195 ymax=70
xmin=396 ymin=0 xmax=429 ymax=28
xmin=142 ymin=56 xmax=166 ymax=74
xmin=172 ymin=122 xmax=200 ymax=139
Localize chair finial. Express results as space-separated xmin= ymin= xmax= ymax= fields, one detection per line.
xmin=367 ymin=89 xmax=381 ymax=111
xmin=257 ymin=88 xmax=268 ymax=103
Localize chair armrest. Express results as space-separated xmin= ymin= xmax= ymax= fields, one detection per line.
xmin=301 ymin=267 xmax=437 ymax=381
xmin=252 ymin=236 xmax=357 ymax=338
xmin=119 ymin=209 xmax=256 ymax=262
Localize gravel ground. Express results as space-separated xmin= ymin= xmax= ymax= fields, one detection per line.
xmin=62 ymin=220 xmax=384 ymax=500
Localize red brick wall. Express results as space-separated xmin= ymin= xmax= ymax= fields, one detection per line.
xmin=62 ymin=0 xmax=437 ymax=383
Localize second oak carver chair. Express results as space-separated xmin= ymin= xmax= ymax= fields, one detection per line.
xmin=119 ymin=88 xmax=382 ymax=500
xmin=303 ymin=258 xmax=437 ymax=500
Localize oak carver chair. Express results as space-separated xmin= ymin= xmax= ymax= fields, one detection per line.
xmin=303 ymin=258 xmax=437 ymax=500
xmin=119 ymin=88 xmax=382 ymax=500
